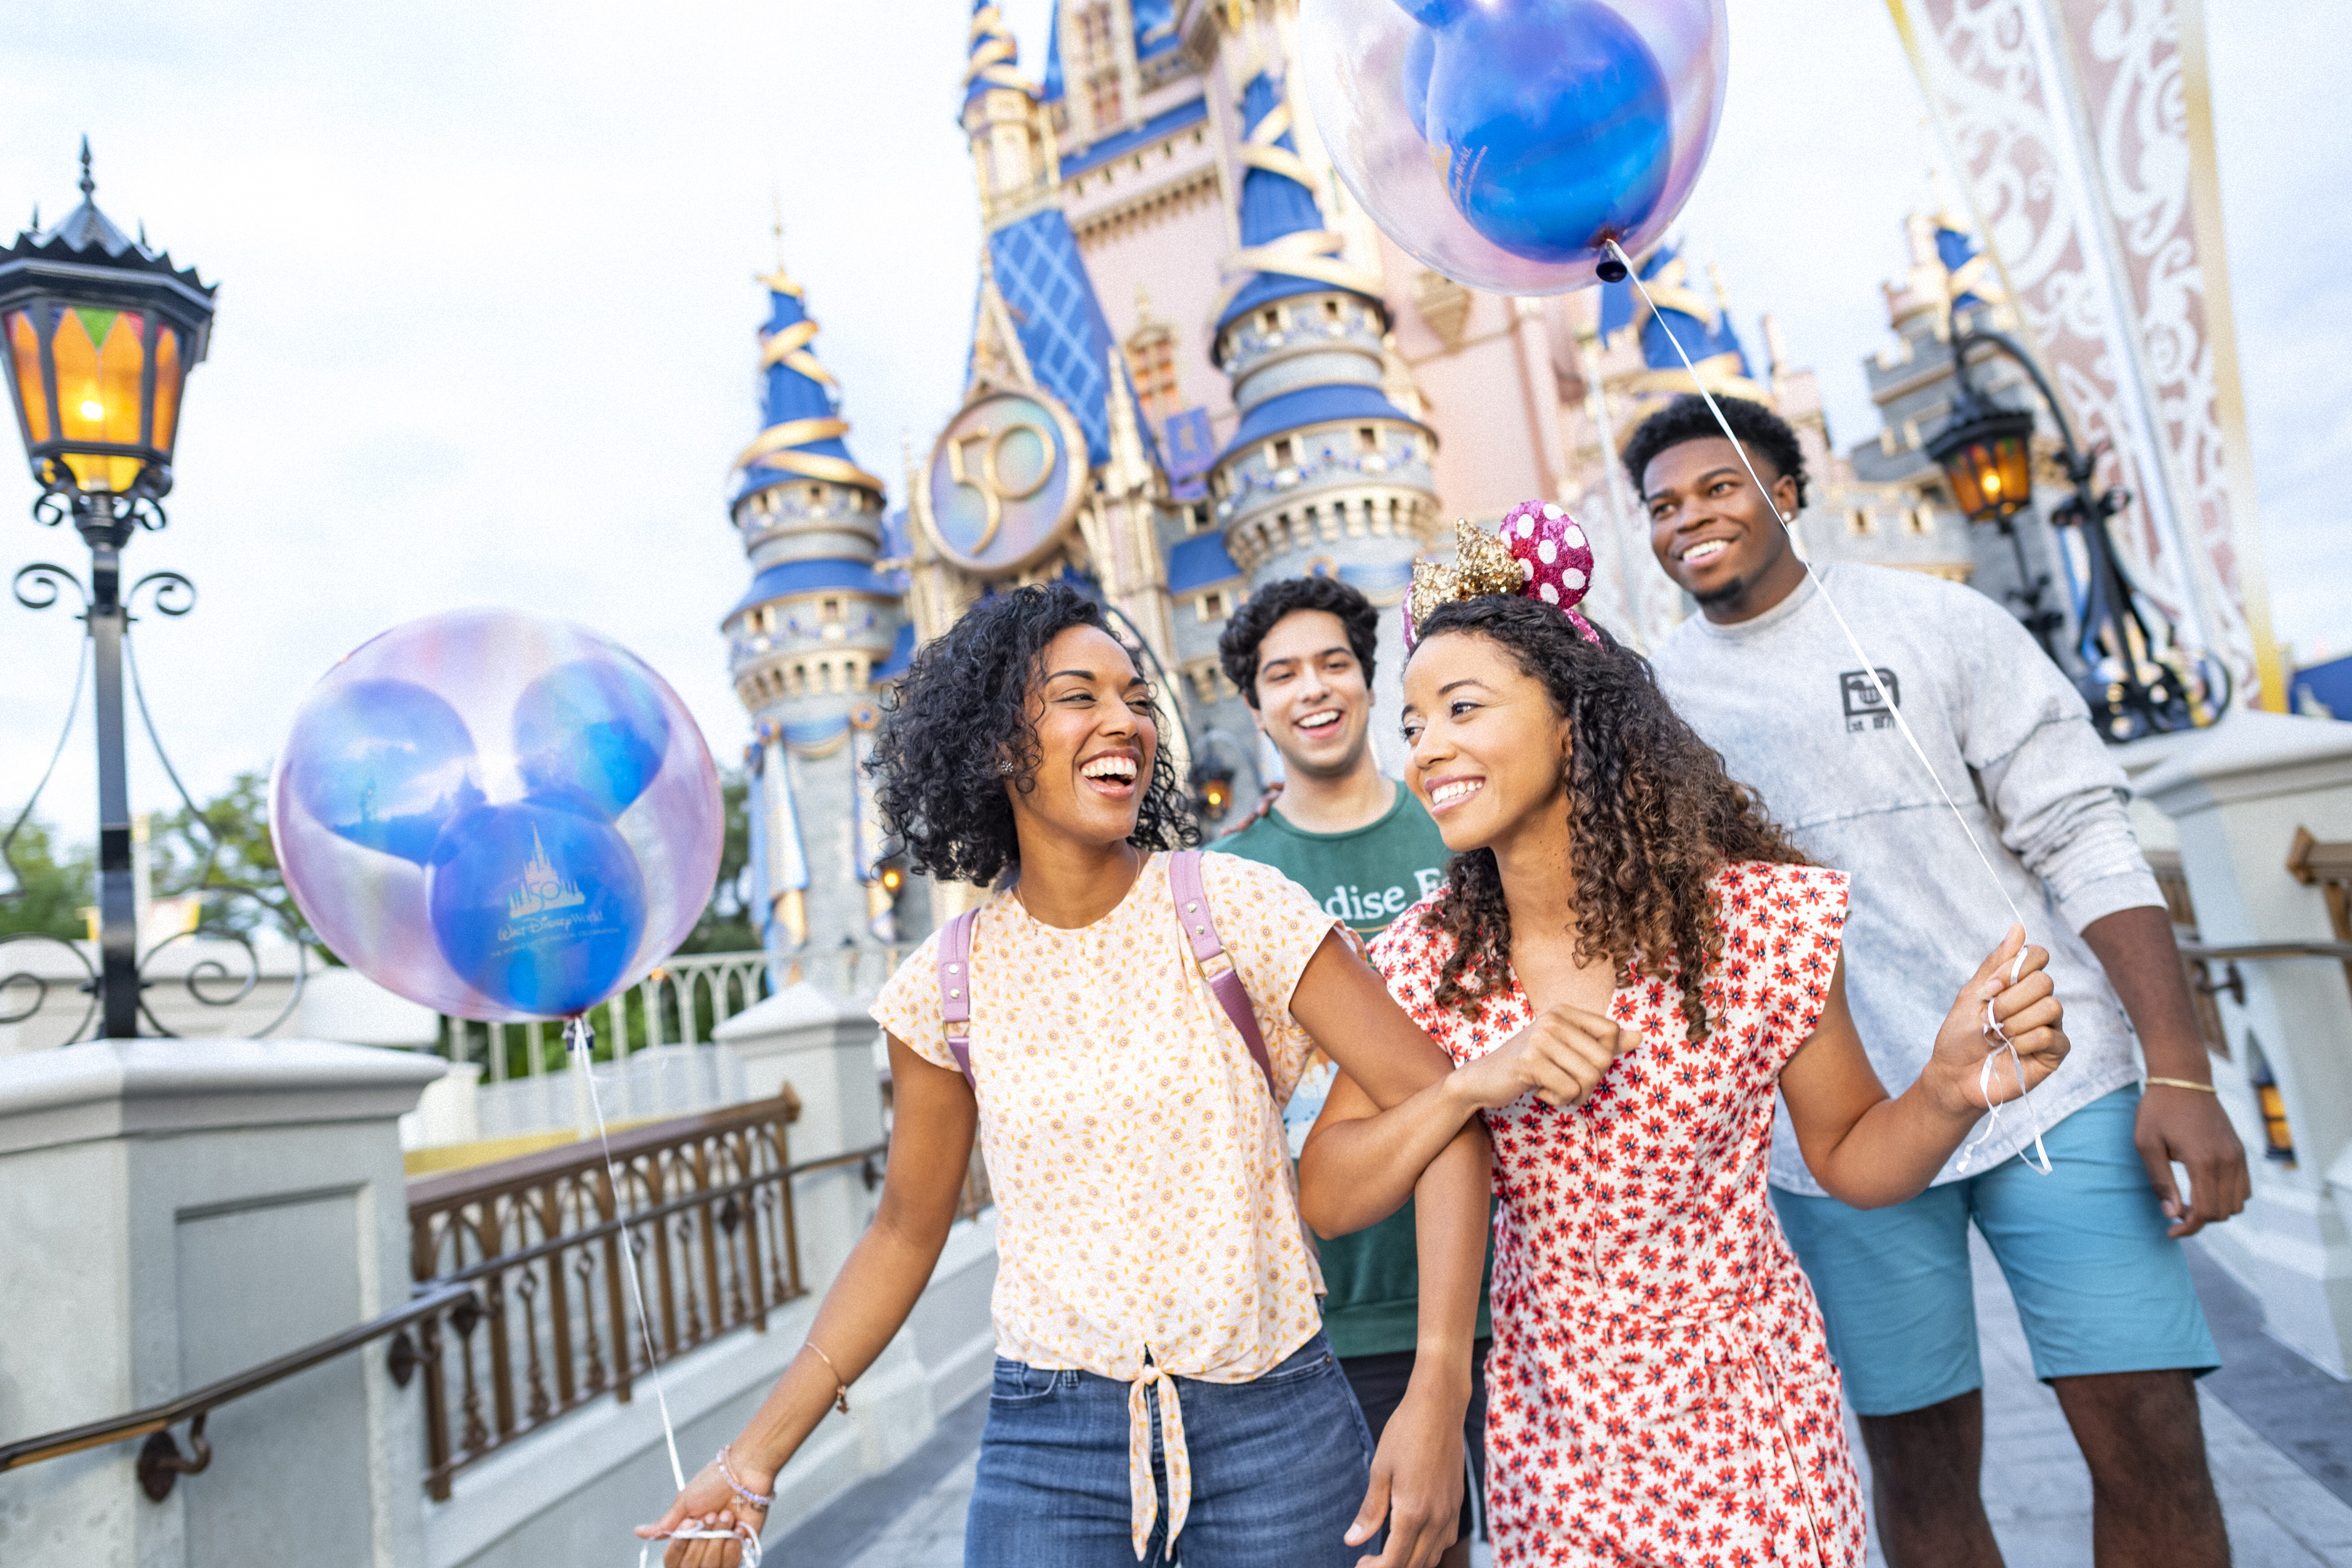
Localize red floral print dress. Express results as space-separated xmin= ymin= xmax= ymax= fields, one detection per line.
xmin=1370 ymin=861 xmax=1868 ymax=1568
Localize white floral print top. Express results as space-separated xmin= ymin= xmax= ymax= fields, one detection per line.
xmin=872 ymin=850 xmax=1339 ymax=1555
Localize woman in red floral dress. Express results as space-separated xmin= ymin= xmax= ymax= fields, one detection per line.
xmin=1293 ymin=507 xmax=2072 ymax=1568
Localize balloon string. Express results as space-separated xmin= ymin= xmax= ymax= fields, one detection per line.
xmin=569 ymin=1018 xmax=764 ymax=1565
xmin=1605 ymin=238 xmax=2047 ymax=1171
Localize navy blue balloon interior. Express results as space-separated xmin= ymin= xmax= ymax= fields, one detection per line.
xmin=288 ymin=678 xmax=482 ymax=865
xmin=513 ymin=660 xmax=673 ymax=821
xmin=1405 ymin=0 xmax=1672 ymax=261
xmin=427 ymin=799 xmax=647 ymax=1018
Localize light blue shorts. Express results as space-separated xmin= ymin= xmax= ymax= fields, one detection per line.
xmin=1771 ymin=1087 xmax=2219 ymax=1417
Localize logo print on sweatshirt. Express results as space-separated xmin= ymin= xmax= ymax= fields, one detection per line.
xmin=1840 ymin=668 xmax=1902 ymax=733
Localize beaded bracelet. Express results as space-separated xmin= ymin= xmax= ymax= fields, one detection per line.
xmin=2145 ymin=1076 xmax=2217 ymax=1094
xmin=716 ymin=1446 xmax=775 ymax=1510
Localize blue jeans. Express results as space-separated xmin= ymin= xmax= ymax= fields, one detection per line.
xmin=964 ymin=1330 xmax=1376 ymax=1567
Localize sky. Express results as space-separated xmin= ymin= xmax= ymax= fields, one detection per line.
xmin=2 ymin=0 xmax=2344 ymax=849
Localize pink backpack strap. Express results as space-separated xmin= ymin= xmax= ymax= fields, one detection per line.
xmin=938 ymin=907 xmax=980 ymax=1086
xmin=1168 ymin=849 xmax=1275 ymax=1098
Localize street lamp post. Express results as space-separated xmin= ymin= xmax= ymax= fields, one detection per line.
xmin=1924 ymin=300 xmax=2216 ymax=743
xmin=2 ymin=142 xmax=217 ymax=1038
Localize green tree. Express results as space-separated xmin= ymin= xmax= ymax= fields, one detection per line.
xmin=0 ymin=812 xmax=93 ymax=940
xmin=147 ymin=770 xmax=329 ymax=956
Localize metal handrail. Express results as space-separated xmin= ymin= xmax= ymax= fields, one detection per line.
xmin=0 ymin=1280 xmax=473 ymax=1495
xmin=2177 ymin=940 xmax=2352 ymax=1007
xmin=2177 ymin=941 xmax=2352 ymax=961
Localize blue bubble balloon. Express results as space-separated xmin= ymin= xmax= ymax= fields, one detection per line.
xmin=272 ymin=609 xmax=724 ymax=1024
xmin=513 ymin=659 xmax=673 ymax=820
xmin=1301 ymin=0 xmax=1729 ymax=295
xmin=427 ymin=798 xmax=647 ymax=1019
xmin=1418 ymin=0 xmax=1672 ymax=263
xmin=283 ymin=678 xmax=481 ymax=864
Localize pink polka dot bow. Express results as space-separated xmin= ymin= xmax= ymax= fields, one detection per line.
xmin=1500 ymin=500 xmax=1600 ymax=642
xmin=1404 ymin=501 xmax=1602 ymax=649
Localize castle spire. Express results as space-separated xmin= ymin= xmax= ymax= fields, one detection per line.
xmin=1214 ymin=67 xmax=1382 ymax=333
xmin=964 ymin=2 xmax=1032 ymax=109
xmin=730 ymin=253 xmax=885 ymax=507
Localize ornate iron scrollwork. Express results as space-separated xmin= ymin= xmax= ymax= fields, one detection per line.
xmin=127 ymin=570 xmax=196 ymax=619
xmin=0 ymin=933 xmax=98 ymax=1039
xmin=11 ymin=561 xmax=88 ymax=614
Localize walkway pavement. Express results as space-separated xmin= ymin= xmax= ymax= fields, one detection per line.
xmin=783 ymin=1236 xmax=2352 ymax=1566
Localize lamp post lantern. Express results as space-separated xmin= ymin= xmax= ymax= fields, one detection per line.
xmin=1924 ymin=300 xmax=2216 ymax=743
xmin=2 ymin=142 xmax=217 ymax=1038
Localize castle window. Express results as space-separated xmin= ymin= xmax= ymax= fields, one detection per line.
xmin=1271 ymin=437 xmax=1294 ymax=468
xmin=1847 ymin=508 xmax=1875 ymax=536
xmin=1909 ymin=505 xmax=1936 ymax=535
xmin=1356 ymin=426 xmax=1379 ymax=454
xmin=1323 ymin=299 xmax=1342 ymax=322
xmin=1260 ymin=308 xmax=1281 ymax=334
xmin=1198 ymin=591 xmax=1227 ymax=622
xmin=1126 ymin=326 xmax=1182 ymax=426
xmin=1075 ymin=4 xmax=1124 ymax=132
xmin=820 ymin=597 xmax=842 ymax=620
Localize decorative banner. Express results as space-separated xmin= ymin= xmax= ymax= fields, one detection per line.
xmin=922 ymin=386 xmax=1089 ymax=576
xmin=1885 ymin=0 xmax=2281 ymax=708
xmin=1163 ymin=407 xmax=1217 ymax=483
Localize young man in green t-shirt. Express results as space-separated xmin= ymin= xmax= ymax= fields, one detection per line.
xmin=1216 ymin=575 xmax=1489 ymax=1566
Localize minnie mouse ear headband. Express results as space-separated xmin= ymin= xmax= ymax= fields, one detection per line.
xmin=1403 ymin=500 xmax=1602 ymax=651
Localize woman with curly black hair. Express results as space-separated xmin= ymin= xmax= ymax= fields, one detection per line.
xmin=641 ymin=583 xmax=1495 ymax=1568
xmin=1291 ymin=504 xmax=2074 ymax=1568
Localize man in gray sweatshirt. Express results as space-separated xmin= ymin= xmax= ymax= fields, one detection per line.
xmin=1634 ymin=395 xmax=2245 ymax=1568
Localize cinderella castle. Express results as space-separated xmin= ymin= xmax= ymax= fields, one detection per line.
xmin=719 ymin=0 xmax=2069 ymax=969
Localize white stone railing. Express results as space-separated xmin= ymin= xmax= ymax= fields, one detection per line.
xmin=419 ymin=948 xmax=901 ymax=1150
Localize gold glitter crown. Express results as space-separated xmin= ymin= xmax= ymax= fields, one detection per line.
xmin=1406 ymin=519 xmax=1525 ymax=640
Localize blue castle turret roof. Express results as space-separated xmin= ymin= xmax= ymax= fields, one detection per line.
xmin=729 ymin=265 xmax=885 ymax=507
xmin=1216 ymin=70 xmax=1384 ymax=333
xmin=1599 ymin=241 xmax=1752 ymax=376
xmin=1934 ymin=215 xmax=2003 ymax=312
xmin=964 ymin=2 xmax=1032 ymax=109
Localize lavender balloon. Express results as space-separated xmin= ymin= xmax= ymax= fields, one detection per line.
xmin=1300 ymin=0 xmax=1729 ymax=294
xmin=272 ymin=609 xmax=722 ymax=1023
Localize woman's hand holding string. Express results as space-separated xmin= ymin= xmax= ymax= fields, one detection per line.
xmin=1920 ymin=925 xmax=2070 ymax=1119
xmin=636 ymin=1458 xmax=769 ymax=1568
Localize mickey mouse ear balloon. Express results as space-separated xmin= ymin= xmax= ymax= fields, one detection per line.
xmin=272 ymin=610 xmax=723 ymax=1023
xmin=1299 ymin=0 xmax=1729 ymax=294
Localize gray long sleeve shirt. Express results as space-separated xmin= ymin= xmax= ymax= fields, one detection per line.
xmin=1650 ymin=564 xmax=2160 ymax=1193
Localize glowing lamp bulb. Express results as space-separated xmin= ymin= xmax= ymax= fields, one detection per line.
xmin=79 ymin=398 xmax=105 ymax=421
xmin=1980 ymin=468 xmax=2002 ymax=498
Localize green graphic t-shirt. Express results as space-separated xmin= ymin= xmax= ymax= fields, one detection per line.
xmin=1222 ymin=782 xmax=1493 ymax=1359
xmin=1220 ymin=784 xmax=1453 ymax=936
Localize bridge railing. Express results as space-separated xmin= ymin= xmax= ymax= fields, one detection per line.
xmin=404 ymin=1092 xmax=820 ymax=1500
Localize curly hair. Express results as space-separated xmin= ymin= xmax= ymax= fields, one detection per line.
xmin=1622 ymin=394 xmax=1811 ymax=512
xmin=869 ymin=582 xmax=1198 ymax=887
xmin=1217 ymin=574 xmax=1380 ymax=708
xmin=1410 ymin=596 xmax=1805 ymax=1040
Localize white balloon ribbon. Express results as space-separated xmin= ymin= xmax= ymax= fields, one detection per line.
xmin=1606 ymin=239 xmax=2050 ymax=1175
xmin=565 ymin=1016 xmax=767 ymax=1566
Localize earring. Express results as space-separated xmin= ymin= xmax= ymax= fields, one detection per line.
xmin=998 ymin=761 xmax=1014 ymax=774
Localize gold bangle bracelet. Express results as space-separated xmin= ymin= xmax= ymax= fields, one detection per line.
xmin=2145 ymin=1076 xmax=2218 ymax=1094
xmin=804 ymin=1342 xmax=851 ymax=1414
